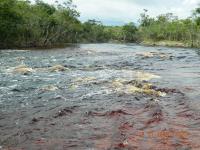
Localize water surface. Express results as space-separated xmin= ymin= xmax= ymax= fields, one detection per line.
xmin=0 ymin=44 xmax=200 ymax=149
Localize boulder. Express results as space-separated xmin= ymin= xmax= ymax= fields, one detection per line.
xmin=40 ymin=85 xmax=58 ymax=92
xmin=49 ymin=65 xmax=68 ymax=72
xmin=13 ymin=65 xmax=33 ymax=75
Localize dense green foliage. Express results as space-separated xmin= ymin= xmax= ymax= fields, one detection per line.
xmin=0 ymin=0 xmax=200 ymax=48
xmin=0 ymin=0 xmax=82 ymax=48
xmin=81 ymin=20 xmax=109 ymax=42
xmin=139 ymin=10 xmax=200 ymax=47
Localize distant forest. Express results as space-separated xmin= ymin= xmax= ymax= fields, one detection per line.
xmin=0 ymin=0 xmax=200 ymax=48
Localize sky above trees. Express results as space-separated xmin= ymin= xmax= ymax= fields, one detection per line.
xmin=39 ymin=0 xmax=200 ymax=25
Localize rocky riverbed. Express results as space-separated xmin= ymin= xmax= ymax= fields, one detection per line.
xmin=0 ymin=44 xmax=200 ymax=150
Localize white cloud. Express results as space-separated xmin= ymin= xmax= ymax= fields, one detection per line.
xmin=73 ymin=0 xmax=142 ymax=24
xmin=41 ymin=0 xmax=200 ymax=25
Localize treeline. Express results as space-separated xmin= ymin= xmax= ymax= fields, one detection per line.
xmin=0 ymin=0 xmax=82 ymax=48
xmin=0 ymin=0 xmax=138 ymax=48
xmin=0 ymin=0 xmax=200 ymax=48
xmin=139 ymin=9 xmax=200 ymax=47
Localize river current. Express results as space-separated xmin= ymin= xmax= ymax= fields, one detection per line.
xmin=0 ymin=44 xmax=200 ymax=149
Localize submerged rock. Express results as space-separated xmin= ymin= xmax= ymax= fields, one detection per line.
xmin=49 ymin=65 xmax=69 ymax=72
xmin=13 ymin=65 xmax=34 ymax=75
xmin=136 ymin=51 xmax=172 ymax=60
xmin=87 ymin=109 xmax=131 ymax=117
xmin=136 ymin=52 xmax=154 ymax=58
xmin=75 ymin=77 xmax=96 ymax=82
xmin=111 ymin=78 xmax=166 ymax=97
xmin=31 ymin=118 xmax=39 ymax=124
xmin=69 ymin=77 xmax=97 ymax=91
xmin=40 ymin=85 xmax=58 ymax=92
xmin=74 ymin=77 xmax=96 ymax=84
xmin=16 ymin=57 xmax=26 ymax=62
xmin=126 ymin=85 xmax=166 ymax=97
xmin=112 ymin=79 xmax=124 ymax=88
xmin=54 ymin=109 xmax=73 ymax=118
xmin=54 ymin=106 xmax=79 ymax=118
xmin=69 ymin=84 xmax=79 ymax=90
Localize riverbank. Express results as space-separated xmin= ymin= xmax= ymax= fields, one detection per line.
xmin=1 ymin=40 xmax=199 ymax=50
xmin=0 ymin=43 xmax=80 ymax=50
xmin=140 ymin=40 xmax=189 ymax=48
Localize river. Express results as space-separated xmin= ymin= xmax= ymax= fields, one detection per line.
xmin=0 ymin=44 xmax=200 ymax=149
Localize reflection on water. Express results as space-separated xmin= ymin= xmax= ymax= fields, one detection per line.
xmin=0 ymin=44 xmax=200 ymax=149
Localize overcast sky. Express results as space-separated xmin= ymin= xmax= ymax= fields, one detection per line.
xmin=43 ymin=0 xmax=200 ymax=25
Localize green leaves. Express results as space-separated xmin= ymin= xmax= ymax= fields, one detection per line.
xmin=0 ymin=0 xmax=81 ymax=48
xmin=122 ymin=23 xmax=138 ymax=42
xmin=138 ymin=10 xmax=200 ymax=46
xmin=1 ymin=0 xmax=200 ymax=48
xmin=0 ymin=0 xmax=23 ymax=47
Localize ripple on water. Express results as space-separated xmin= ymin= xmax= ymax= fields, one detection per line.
xmin=0 ymin=44 xmax=200 ymax=149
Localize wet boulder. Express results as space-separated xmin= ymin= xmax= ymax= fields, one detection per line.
xmin=126 ymin=83 xmax=166 ymax=97
xmin=110 ymin=78 xmax=166 ymax=97
xmin=49 ymin=65 xmax=69 ymax=72
xmin=136 ymin=52 xmax=172 ymax=60
xmin=74 ymin=77 xmax=96 ymax=85
xmin=40 ymin=85 xmax=58 ymax=92
xmin=54 ymin=106 xmax=79 ymax=118
xmin=137 ymin=52 xmax=154 ymax=58
xmin=16 ymin=57 xmax=26 ymax=62
xmin=13 ymin=65 xmax=33 ymax=75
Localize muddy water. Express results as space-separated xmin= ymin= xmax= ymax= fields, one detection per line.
xmin=0 ymin=44 xmax=200 ymax=150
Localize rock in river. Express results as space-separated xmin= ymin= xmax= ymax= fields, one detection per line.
xmin=13 ymin=65 xmax=34 ymax=75
xmin=48 ymin=65 xmax=69 ymax=72
xmin=40 ymin=85 xmax=58 ymax=92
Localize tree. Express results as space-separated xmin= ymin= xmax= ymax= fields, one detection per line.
xmin=122 ymin=22 xmax=138 ymax=42
xmin=194 ymin=5 xmax=200 ymax=26
xmin=0 ymin=0 xmax=22 ymax=48
xmin=82 ymin=20 xmax=108 ymax=42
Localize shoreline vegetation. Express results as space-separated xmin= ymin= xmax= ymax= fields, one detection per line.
xmin=0 ymin=40 xmax=195 ymax=50
xmin=141 ymin=40 xmax=187 ymax=48
xmin=1 ymin=0 xmax=200 ymax=49
xmin=0 ymin=40 xmax=192 ymax=50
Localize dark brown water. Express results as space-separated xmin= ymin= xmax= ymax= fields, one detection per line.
xmin=0 ymin=44 xmax=200 ymax=150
